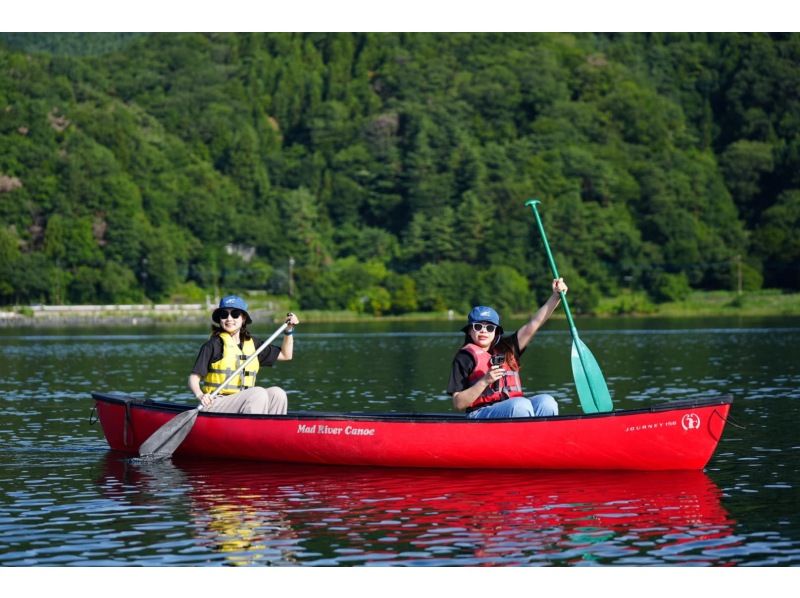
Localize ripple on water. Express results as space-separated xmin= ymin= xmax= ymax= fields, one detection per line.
xmin=2 ymin=323 xmax=800 ymax=565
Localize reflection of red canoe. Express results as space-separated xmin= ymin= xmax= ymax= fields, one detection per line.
xmin=92 ymin=392 xmax=732 ymax=470
xmin=99 ymin=458 xmax=738 ymax=565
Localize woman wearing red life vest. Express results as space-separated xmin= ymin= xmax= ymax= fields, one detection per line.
xmin=447 ymin=278 xmax=568 ymax=419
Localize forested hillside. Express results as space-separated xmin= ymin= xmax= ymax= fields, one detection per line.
xmin=1 ymin=33 xmax=798 ymax=314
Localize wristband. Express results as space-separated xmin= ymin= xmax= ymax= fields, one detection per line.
xmin=285 ymin=328 xmax=295 ymax=336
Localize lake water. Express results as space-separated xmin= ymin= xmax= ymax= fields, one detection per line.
xmin=1 ymin=316 xmax=799 ymax=566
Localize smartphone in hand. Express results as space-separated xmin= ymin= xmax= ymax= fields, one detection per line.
xmin=490 ymin=353 xmax=505 ymax=390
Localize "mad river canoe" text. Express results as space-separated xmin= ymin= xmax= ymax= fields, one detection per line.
xmin=297 ymin=423 xmax=376 ymax=437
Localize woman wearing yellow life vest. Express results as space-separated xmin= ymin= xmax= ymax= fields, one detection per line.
xmin=188 ymin=295 xmax=300 ymax=415
xmin=447 ymin=278 xmax=567 ymax=419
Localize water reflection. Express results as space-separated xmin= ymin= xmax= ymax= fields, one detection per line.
xmin=5 ymin=319 xmax=796 ymax=565
xmin=99 ymin=457 xmax=738 ymax=566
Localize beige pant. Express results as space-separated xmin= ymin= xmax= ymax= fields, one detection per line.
xmin=207 ymin=386 xmax=288 ymax=415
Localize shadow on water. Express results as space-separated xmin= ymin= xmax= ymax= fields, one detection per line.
xmin=98 ymin=455 xmax=739 ymax=566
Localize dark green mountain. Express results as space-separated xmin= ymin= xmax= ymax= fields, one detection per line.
xmin=1 ymin=33 xmax=798 ymax=313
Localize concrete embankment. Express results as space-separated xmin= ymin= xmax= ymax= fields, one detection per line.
xmin=0 ymin=304 xmax=279 ymax=328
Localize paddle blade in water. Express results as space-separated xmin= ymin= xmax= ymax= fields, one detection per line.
xmin=138 ymin=408 xmax=199 ymax=458
xmin=571 ymin=339 xmax=613 ymax=414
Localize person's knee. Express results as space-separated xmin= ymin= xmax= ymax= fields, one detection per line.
xmin=532 ymin=394 xmax=558 ymax=417
xmin=240 ymin=387 xmax=287 ymax=414
xmin=508 ymin=398 xmax=535 ymax=418
xmin=266 ymin=387 xmax=287 ymax=415
xmin=240 ymin=388 xmax=267 ymax=414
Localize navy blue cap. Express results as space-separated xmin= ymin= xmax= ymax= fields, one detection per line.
xmin=212 ymin=295 xmax=252 ymax=324
xmin=462 ymin=305 xmax=503 ymax=337
xmin=466 ymin=306 xmax=501 ymax=326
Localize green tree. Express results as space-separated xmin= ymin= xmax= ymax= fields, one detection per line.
xmin=478 ymin=265 xmax=532 ymax=313
xmin=68 ymin=266 xmax=102 ymax=303
xmin=12 ymin=253 xmax=60 ymax=303
xmin=385 ymin=273 xmax=418 ymax=314
xmin=719 ymin=140 xmax=774 ymax=225
xmin=453 ymin=191 xmax=489 ymax=263
xmin=98 ymin=261 xmax=143 ymax=303
xmin=0 ymin=226 xmax=21 ymax=302
xmin=412 ymin=261 xmax=476 ymax=313
xmin=141 ymin=228 xmax=181 ymax=300
xmin=752 ymin=190 xmax=800 ymax=289
xmin=298 ymin=257 xmax=388 ymax=311
xmin=403 ymin=207 xmax=458 ymax=266
xmin=650 ymin=271 xmax=692 ymax=303
xmin=2 ymin=32 xmax=799 ymax=309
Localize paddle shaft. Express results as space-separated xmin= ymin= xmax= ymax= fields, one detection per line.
xmin=526 ymin=199 xmax=601 ymax=410
xmin=526 ymin=200 xmax=580 ymax=340
xmin=203 ymin=321 xmax=290 ymax=406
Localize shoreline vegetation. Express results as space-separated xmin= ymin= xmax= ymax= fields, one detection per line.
xmin=1 ymin=290 xmax=799 ymax=328
xmin=2 ymin=34 xmax=799 ymax=318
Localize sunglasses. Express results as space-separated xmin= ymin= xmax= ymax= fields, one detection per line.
xmin=471 ymin=323 xmax=497 ymax=333
xmin=219 ymin=309 xmax=244 ymax=320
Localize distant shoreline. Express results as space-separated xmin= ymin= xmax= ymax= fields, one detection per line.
xmin=0 ymin=303 xmax=273 ymax=328
xmin=2 ymin=290 xmax=799 ymax=328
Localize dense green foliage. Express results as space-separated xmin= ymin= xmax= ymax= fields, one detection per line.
xmin=0 ymin=33 xmax=145 ymax=56
xmin=1 ymin=33 xmax=798 ymax=314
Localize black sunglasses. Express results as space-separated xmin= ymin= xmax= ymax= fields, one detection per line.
xmin=219 ymin=309 xmax=244 ymax=319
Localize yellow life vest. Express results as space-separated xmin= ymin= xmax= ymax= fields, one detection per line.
xmin=202 ymin=333 xmax=260 ymax=395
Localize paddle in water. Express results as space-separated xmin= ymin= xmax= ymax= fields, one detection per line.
xmin=525 ymin=199 xmax=613 ymax=414
xmin=138 ymin=321 xmax=289 ymax=460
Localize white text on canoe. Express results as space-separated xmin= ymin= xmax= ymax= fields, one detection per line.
xmin=297 ymin=423 xmax=376 ymax=437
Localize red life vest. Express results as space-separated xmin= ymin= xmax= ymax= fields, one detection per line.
xmin=462 ymin=343 xmax=524 ymax=412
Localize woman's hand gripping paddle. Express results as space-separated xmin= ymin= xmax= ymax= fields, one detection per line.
xmin=525 ymin=199 xmax=613 ymax=414
xmin=138 ymin=322 xmax=289 ymax=460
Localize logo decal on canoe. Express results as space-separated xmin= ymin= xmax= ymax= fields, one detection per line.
xmin=624 ymin=420 xmax=677 ymax=433
xmin=624 ymin=413 xmax=703 ymax=434
xmin=681 ymin=413 xmax=701 ymax=431
xmin=297 ymin=423 xmax=376 ymax=437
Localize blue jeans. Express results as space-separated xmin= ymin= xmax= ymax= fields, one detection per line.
xmin=466 ymin=395 xmax=559 ymax=419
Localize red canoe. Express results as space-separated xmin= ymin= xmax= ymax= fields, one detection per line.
xmin=91 ymin=391 xmax=732 ymax=470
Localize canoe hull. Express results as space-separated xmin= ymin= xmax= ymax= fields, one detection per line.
xmin=92 ymin=392 xmax=732 ymax=470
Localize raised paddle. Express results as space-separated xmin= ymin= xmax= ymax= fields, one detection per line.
xmin=138 ymin=321 xmax=289 ymax=460
xmin=525 ymin=199 xmax=613 ymax=414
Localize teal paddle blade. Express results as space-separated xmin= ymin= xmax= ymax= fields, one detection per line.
xmin=570 ymin=339 xmax=613 ymax=413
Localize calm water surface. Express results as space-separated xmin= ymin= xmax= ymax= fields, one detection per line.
xmin=1 ymin=317 xmax=799 ymax=566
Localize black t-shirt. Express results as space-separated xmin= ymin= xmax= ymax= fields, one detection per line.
xmin=191 ymin=335 xmax=281 ymax=377
xmin=447 ymin=332 xmax=524 ymax=395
